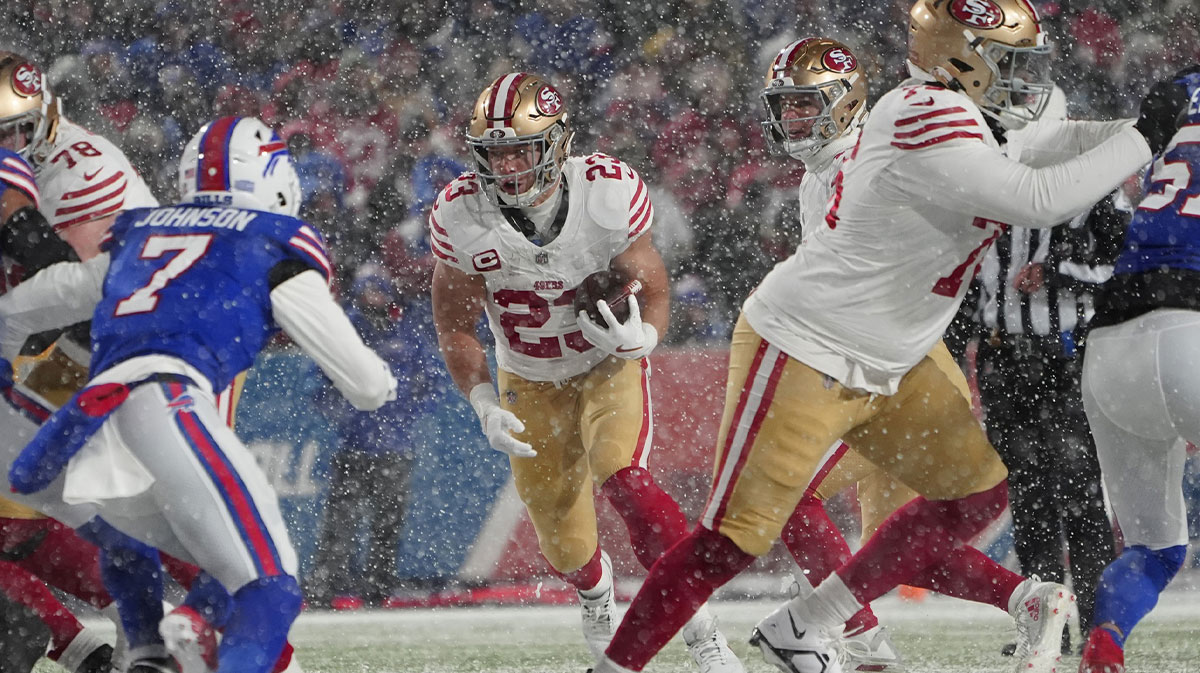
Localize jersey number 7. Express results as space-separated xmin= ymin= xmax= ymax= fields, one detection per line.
xmin=114 ymin=234 xmax=213 ymax=316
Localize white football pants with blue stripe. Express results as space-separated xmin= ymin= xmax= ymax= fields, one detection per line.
xmin=1082 ymin=308 xmax=1198 ymax=550
xmin=94 ymin=379 xmax=298 ymax=592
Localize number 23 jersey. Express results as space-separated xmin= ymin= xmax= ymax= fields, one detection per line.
xmin=430 ymin=154 xmax=653 ymax=382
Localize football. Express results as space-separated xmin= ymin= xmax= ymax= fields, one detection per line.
xmin=573 ymin=269 xmax=643 ymax=326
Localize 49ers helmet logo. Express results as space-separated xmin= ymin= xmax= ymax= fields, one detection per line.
xmin=950 ymin=0 xmax=1004 ymax=28
xmin=535 ymin=85 xmax=563 ymax=116
xmin=11 ymin=63 xmax=42 ymax=97
xmin=822 ymin=47 xmax=857 ymax=73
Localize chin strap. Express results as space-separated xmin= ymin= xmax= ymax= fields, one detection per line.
xmin=500 ymin=184 xmax=569 ymax=246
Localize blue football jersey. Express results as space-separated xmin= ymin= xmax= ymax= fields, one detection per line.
xmin=89 ymin=205 xmax=332 ymax=391
xmin=1113 ymin=126 xmax=1200 ymax=275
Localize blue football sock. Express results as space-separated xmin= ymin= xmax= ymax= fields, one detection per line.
xmin=1093 ymin=544 xmax=1186 ymax=647
xmin=182 ymin=569 xmax=234 ymax=629
xmin=219 ymin=575 xmax=302 ymax=673
xmin=77 ymin=518 xmax=165 ymax=649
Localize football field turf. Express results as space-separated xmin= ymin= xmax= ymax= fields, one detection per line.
xmin=279 ymin=588 xmax=1199 ymax=672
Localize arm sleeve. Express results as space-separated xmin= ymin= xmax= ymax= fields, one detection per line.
xmin=269 ymin=269 xmax=397 ymax=411
xmin=0 ymin=254 xmax=109 ymax=360
xmin=893 ymin=125 xmax=1151 ymax=228
xmin=1014 ymin=119 xmax=1135 ymax=166
xmin=1 ymin=207 xmax=79 ymax=274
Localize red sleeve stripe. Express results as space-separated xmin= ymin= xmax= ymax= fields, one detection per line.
xmin=61 ymin=171 xmax=123 ymax=200
xmin=288 ymin=236 xmax=333 ymax=280
xmin=627 ymin=178 xmax=645 ymax=210
xmin=0 ymin=168 xmax=39 ymax=207
xmin=894 ymin=106 xmax=968 ymax=127
xmin=431 ymin=234 xmax=455 ymax=253
xmin=891 ymin=132 xmax=984 ymax=150
xmin=894 ymin=118 xmax=978 ymax=139
xmin=53 ymin=200 xmax=125 ymax=230
xmin=431 ymin=244 xmax=458 ymax=264
xmin=629 ymin=203 xmax=653 ymax=238
xmin=628 ymin=189 xmax=650 ymax=229
xmin=54 ymin=180 xmax=126 ymax=216
xmin=296 ymin=224 xmax=329 ymax=256
xmin=429 ymin=213 xmax=449 ymax=237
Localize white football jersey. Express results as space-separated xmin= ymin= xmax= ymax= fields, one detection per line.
xmin=744 ymin=80 xmax=1149 ymax=395
xmin=430 ymin=153 xmax=653 ymax=382
xmin=34 ymin=118 xmax=158 ymax=234
xmin=796 ymin=129 xmax=860 ymax=241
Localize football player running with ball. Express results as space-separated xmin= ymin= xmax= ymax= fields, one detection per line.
xmin=591 ymin=2 xmax=1189 ymax=672
xmin=431 ymin=72 xmax=741 ymax=673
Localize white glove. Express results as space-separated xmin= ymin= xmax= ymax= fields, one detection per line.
xmin=577 ymin=296 xmax=658 ymax=360
xmin=469 ymin=383 xmax=536 ymax=458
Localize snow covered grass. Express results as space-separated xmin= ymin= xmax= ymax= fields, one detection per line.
xmin=285 ymin=587 xmax=1200 ymax=673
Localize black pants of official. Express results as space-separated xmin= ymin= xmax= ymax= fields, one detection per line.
xmin=306 ymin=451 xmax=415 ymax=606
xmin=977 ymin=337 xmax=1113 ymax=632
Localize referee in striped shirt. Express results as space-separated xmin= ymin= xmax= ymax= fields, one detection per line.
xmin=967 ymin=191 xmax=1129 ymax=649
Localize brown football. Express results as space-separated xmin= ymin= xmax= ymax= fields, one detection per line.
xmin=573 ymin=269 xmax=643 ymax=326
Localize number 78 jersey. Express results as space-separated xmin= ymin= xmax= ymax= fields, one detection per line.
xmin=430 ymin=154 xmax=653 ymax=382
xmin=89 ymin=205 xmax=332 ymax=392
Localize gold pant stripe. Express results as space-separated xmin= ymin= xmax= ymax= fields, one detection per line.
xmin=700 ymin=338 xmax=788 ymax=530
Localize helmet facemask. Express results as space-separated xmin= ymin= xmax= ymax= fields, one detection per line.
xmin=0 ymin=113 xmax=38 ymax=157
xmin=761 ymin=78 xmax=858 ymax=160
xmin=468 ymin=122 xmax=571 ymax=208
xmin=975 ymin=39 xmax=1053 ymax=128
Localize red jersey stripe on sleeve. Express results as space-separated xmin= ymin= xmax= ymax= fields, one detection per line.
xmin=0 ymin=159 xmax=39 ymax=207
xmin=628 ymin=189 xmax=650 ymax=229
xmin=431 ymin=244 xmax=458 ymax=264
xmin=629 ymin=202 xmax=653 ymax=238
xmin=60 ymin=171 xmax=123 ymax=200
xmin=53 ymin=200 xmax=125 ymax=231
xmin=894 ymin=106 xmax=968 ymax=127
xmin=627 ymin=177 xmax=645 ymax=210
xmin=431 ymin=234 xmax=455 ymax=254
xmin=891 ymin=131 xmax=984 ymax=150
xmin=429 ymin=213 xmax=449 ymax=237
xmin=54 ymin=179 xmax=126 ymax=216
xmin=288 ymin=236 xmax=333 ymax=281
xmin=893 ymin=118 xmax=978 ymax=139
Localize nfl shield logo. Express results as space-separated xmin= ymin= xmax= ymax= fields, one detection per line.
xmin=535 ymin=252 xmax=549 ymax=265
xmin=505 ymin=390 xmax=518 ymax=405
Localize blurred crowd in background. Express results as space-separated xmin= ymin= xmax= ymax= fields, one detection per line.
xmin=4 ymin=0 xmax=1198 ymax=345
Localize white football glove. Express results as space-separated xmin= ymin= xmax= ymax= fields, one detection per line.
xmin=469 ymin=383 xmax=536 ymax=458
xmin=577 ymin=296 xmax=658 ymax=360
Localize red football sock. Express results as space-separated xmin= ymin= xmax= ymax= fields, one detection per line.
xmin=549 ymin=546 xmax=605 ymax=592
xmin=14 ymin=519 xmax=112 ymax=609
xmin=838 ymin=482 xmax=1008 ymax=606
xmin=601 ymin=466 xmax=689 ymax=570
xmin=606 ymin=526 xmax=755 ymax=671
xmin=0 ymin=560 xmax=83 ymax=658
xmin=907 ymin=544 xmax=1024 ymax=611
xmin=781 ymin=493 xmax=878 ymax=635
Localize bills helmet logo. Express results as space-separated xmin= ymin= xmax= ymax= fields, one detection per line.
xmin=950 ymin=0 xmax=1004 ymax=28
xmin=166 ymin=393 xmax=196 ymax=414
xmin=11 ymin=63 xmax=42 ymax=97
xmin=822 ymin=48 xmax=857 ymax=73
xmin=535 ymin=85 xmax=563 ymax=116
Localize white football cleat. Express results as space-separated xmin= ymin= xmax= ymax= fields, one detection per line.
xmin=750 ymin=600 xmax=843 ymax=673
xmin=1008 ymin=578 xmax=1075 ymax=673
xmin=682 ymin=614 xmax=744 ymax=673
xmin=840 ymin=624 xmax=901 ymax=671
xmin=579 ymin=551 xmax=617 ymax=660
xmin=159 ymin=605 xmax=218 ymax=673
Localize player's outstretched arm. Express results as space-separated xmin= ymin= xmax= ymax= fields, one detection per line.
xmin=432 ymin=260 xmax=534 ymax=458
xmin=610 ymin=233 xmax=669 ymax=337
xmin=0 ymin=254 xmax=108 ymax=361
xmin=270 ymin=269 xmax=397 ymax=411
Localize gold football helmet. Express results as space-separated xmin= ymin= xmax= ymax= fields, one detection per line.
xmin=908 ymin=0 xmax=1052 ymax=129
xmin=0 ymin=52 xmax=59 ymax=163
xmin=466 ymin=72 xmax=572 ymax=207
xmin=761 ymin=37 xmax=868 ymax=161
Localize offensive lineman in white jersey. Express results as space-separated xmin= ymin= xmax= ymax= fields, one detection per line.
xmin=592 ymin=1 xmax=1184 ymax=672
xmin=430 ymin=72 xmax=741 ymax=673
